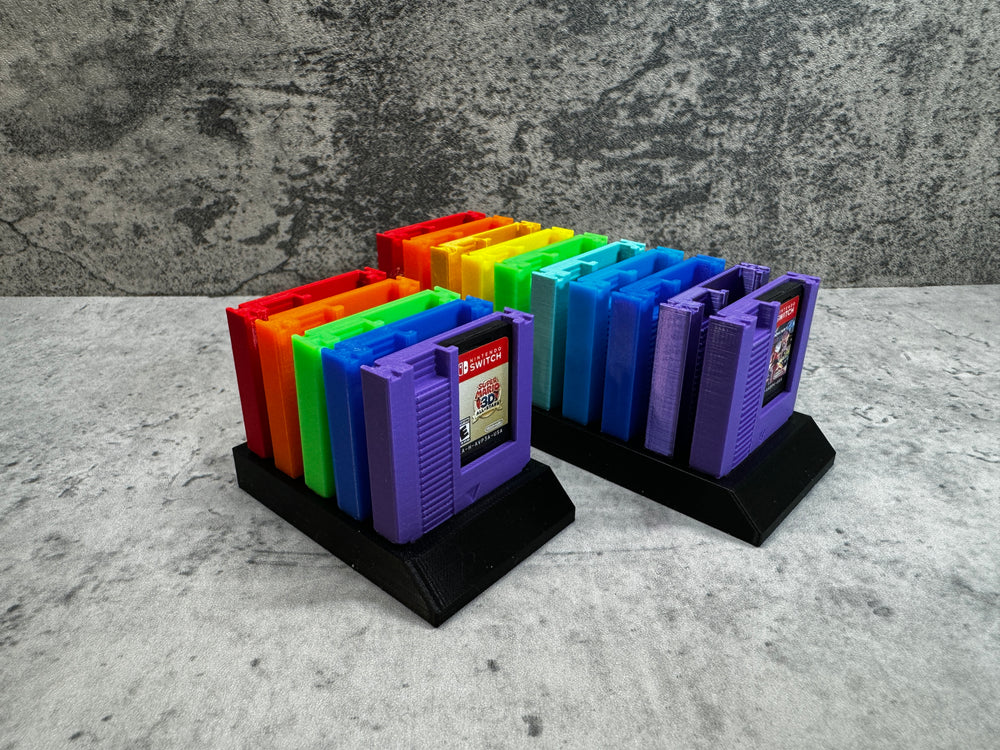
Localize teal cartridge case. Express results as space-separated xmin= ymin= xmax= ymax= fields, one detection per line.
xmin=530 ymin=240 xmax=646 ymax=411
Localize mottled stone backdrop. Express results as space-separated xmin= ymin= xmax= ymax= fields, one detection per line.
xmin=1 ymin=0 xmax=998 ymax=295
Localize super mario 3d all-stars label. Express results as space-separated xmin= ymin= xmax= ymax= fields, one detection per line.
xmin=457 ymin=335 xmax=510 ymax=464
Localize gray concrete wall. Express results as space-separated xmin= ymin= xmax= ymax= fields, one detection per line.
xmin=1 ymin=0 xmax=997 ymax=295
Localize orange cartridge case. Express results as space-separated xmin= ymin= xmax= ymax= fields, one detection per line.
xmin=401 ymin=215 xmax=513 ymax=289
xmin=256 ymin=276 xmax=420 ymax=477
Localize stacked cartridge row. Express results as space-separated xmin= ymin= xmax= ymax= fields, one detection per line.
xmin=228 ymin=210 xmax=819 ymax=546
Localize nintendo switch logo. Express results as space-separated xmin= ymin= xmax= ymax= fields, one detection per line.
xmin=458 ymin=360 xmax=469 ymax=377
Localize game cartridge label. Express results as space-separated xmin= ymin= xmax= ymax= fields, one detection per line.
xmin=457 ymin=334 xmax=510 ymax=464
xmin=762 ymin=288 xmax=801 ymax=405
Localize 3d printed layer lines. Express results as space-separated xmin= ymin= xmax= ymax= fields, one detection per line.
xmin=227 ymin=210 xmax=820 ymax=544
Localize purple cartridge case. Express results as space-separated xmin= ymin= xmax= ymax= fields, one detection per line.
xmin=688 ymin=273 xmax=820 ymax=478
xmin=644 ymin=263 xmax=770 ymax=461
xmin=361 ymin=310 xmax=533 ymax=544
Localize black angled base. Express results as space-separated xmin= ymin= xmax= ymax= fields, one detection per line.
xmin=531 ymin=409 xmax=834 ymax=546
xmin=232 ymin=444 xmax=575 ymax=626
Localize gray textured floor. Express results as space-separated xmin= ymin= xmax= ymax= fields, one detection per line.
xmin=3 ymin=1 xmax=1000 ymax=294
xmin=0 ymin=286 xmax=997 ymax=748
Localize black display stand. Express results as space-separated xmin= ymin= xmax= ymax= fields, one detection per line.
xmin=233 ymin=444 xmax=575 ymax=626
xmin=531 ymin=409 xmax=834 ymax=546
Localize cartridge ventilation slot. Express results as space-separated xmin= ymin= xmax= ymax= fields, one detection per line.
xmin=415 ymin=380 xmax=454 ymax=532
xmin=410 ymin=355 xmax=437 ymax=381
xmin=688 ymin=324 xmax=711 ymax=415
xmin=734 ymin=333 xmax=770 ymax=462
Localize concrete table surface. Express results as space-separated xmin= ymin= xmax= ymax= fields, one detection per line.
xmin=1 ymin=286 xmax=997 ymax=748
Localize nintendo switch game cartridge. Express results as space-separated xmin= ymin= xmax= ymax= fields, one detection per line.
xmin=292 ymin=287 xmax=462 ymax=497
xmin=361 ymin=311 xmax=533 ymax=544
xmin=461 ymin=227 xmax=574 ymax=302
xmin=688 ymin=273 xmax=820 ymax=478
xmin=321 ymin=296 xmax=494 ymax=520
